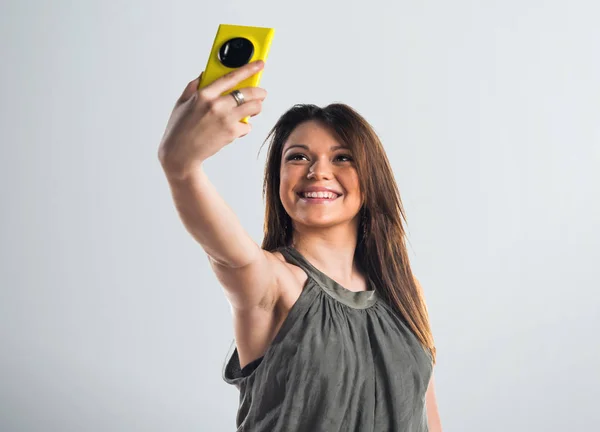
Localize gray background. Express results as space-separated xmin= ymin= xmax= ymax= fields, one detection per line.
xmin=1 ymin=0 xmax=598 ymax=431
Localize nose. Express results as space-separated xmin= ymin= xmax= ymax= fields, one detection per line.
xmin=307 ymin=158 xmax=333 ymax=180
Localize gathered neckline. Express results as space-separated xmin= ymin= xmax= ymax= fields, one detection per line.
xmin=281 ymin=245 xmax=379 ymax=309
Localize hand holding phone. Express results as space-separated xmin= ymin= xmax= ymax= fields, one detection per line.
xmin=199 ymin=24 xmax=274 ymax=123
xmin=158 ymin=24 xmax=273 ymax=179
xmin=158 ymin=61 xmax=267 ymax=180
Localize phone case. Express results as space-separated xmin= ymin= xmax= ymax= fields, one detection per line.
xmin=199 ymin=24 xmax=274 ymax=122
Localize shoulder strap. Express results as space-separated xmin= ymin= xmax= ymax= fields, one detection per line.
xmin=278 ymin=246 xmax=330 ymax=288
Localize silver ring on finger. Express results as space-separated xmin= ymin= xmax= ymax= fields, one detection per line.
xmin=230 ymin=89 xmax=245 ymax=106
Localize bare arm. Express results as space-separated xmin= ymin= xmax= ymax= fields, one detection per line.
xmin=165 ymin=168 xmax=279 ymax=308
xmin=166 ymin=167 xmax=260 ymax=267
xmin=426 ymin=373 xmax=442 ymax=431
xmin=413 ymin=275 xmax=442 ymax=430
xmin=159 ymin=61 xmax=279 ymax=309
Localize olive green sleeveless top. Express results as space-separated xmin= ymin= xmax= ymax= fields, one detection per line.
xmin=223 ymin=245 xmax=433 ymax=431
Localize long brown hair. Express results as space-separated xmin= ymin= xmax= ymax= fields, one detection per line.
xmin=260 ymin=103 xmax=436 ymax=364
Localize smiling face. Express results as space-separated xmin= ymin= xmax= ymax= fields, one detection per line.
xmin=279 ymin=120 xmax=363 ymax=233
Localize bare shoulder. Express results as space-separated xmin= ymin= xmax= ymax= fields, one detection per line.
xmin=271 ymin=249 xmax=308 ymax=289
xmin=269 ymin=250 xmax=307 ymax=325
xmin=258 ymin=249 xmax=308 ymax=308
xmin=227 ymin=249 xmax=307 ymax=368
xmin=209 ymin=248 xmax=289 ymax=311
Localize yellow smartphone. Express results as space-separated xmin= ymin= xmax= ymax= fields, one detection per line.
xmin=199 ymin=24 xmax=274 ymax=122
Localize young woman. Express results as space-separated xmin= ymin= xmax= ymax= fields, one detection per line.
xmin=158 ymin=60 xmax=442 ymax=431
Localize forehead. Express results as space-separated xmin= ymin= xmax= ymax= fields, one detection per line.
xmin=282 ymin=121 xmax=347 ymax=151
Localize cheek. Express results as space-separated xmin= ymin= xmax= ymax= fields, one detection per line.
xmin=280 ymin=166 xmax=303 ymax=192
xmin=279 ymin=170 xmax=290 ymax=196
xmin=279 ymin=169 xmax=297 ymax=205
xmin=341 ymin=170 xmax=361 ymax=195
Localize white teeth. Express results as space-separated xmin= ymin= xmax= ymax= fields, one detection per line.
xmin=302 ymin=191 xmax=337 ymax=199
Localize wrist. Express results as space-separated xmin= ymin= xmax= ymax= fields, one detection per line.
xmin=161 ymin=159 xmax=205 ymax=184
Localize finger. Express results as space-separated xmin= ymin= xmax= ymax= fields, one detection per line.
xmin=235 ymin=121 xmax=252 ymax=138
xmin=234 ymin=99 xmax=263 ymax=120
xmin=220 ymin=87 xmax=267 ymax=108
xmin=178 ymin=73 xmax=203 ymax=104
xmin=201 ymin=61 xmax=264 ymax=98
xmin=210 ymin=87 xmax=267 ymax=113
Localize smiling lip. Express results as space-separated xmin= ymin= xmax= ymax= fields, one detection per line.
xmin=296 ymin=186 xmax=343 ymax=204
xmin=297 ymin=186 xmax=342 ymax=196
xmin=297 ymin=187 xmax=342 ymax=203
xmin=298 ymin=195 xmax=339 ymax=203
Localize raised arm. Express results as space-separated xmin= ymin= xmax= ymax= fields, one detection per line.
xmin=158 ymin=61 xmax=280 ymax=309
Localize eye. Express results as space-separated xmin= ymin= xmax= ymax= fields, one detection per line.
xmin=335 ymin=154 xmax=354 ymax=162
xmin=286 ymin=153 xmax=308 ymax=161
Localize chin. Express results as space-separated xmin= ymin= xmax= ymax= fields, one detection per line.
xmin=295 ymin=214 xmax=350 ymax=229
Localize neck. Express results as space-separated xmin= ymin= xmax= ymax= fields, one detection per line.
xmin=290 ymin=224 xmax=365 ymax=291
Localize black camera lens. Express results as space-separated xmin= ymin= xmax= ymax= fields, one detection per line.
xmin=218 ymin=37 xmax=255 ymax=68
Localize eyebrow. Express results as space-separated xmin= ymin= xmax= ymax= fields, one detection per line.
xmin=283 ymin=144 xmax=347 ymax=153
